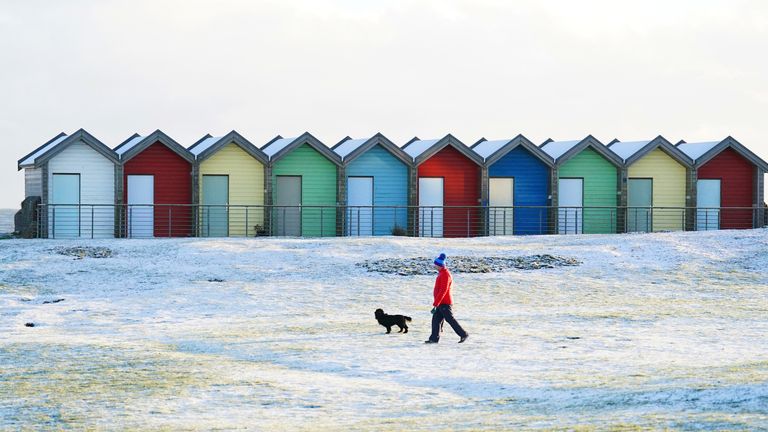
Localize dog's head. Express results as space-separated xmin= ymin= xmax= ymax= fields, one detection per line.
xmin=374 ymin=308 xmax=384 ymax=318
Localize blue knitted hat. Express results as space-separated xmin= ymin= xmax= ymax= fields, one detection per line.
xmin=434 ymin=253 xmax=447 ymax=267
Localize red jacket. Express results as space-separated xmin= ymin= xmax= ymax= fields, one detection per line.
xmin=433 ymin=267 xmax=453 ymax=306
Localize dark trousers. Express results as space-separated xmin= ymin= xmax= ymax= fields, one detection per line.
xmin=429 ymin=304 xmax=467 ymax=342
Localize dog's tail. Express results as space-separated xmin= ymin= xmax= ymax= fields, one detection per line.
xmin=404 ymin=316 xmax=412 ymax=322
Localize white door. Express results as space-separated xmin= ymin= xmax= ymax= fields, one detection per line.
xmin=347 ymin=177 xmax=373 ymax=236
xmin=489 ymin=178 xmax=514 ymax=235
xmin=558 ymin=178 xmax=583 ymax=234
xmin=697 ymin=179 xmax=721 ymax=230
xmin=51 ymin=174 xmax=80 ymax=238
xmin=419 ymin=178 xmax=443 ymax=237
xmin=127 ymin=175 xmax=154 ymax=238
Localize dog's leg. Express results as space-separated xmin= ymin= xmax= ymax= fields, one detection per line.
xmin=386 ymin=326 xmax=391 ymax=334
xmin=403 ymin=325 xmax=408 ymax=334
xmin=398 ymin=326 xmax=404 ymax=333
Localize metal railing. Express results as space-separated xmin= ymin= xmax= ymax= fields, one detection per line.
xmin=34 ymin=204 xmax=767 ymax=239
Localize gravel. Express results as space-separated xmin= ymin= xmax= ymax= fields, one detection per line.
xmin=358 ymin=254 xmax=581 ymax=275
xmin=54 ymin=246 xmax=114 ymax=259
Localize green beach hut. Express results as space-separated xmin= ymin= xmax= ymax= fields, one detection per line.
xmin=262 ymin=132 xmax=342 ymax=237
xmin=540 ymin=136 xmax=623 ymax=234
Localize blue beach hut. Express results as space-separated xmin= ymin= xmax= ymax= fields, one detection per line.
xmin=333 ymin=133 xmax=411 ymax=236
xmin=472 ymin=135 xmax=554 ymax=235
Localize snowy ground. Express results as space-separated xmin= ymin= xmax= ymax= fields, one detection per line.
xmin=1 ymin=230 xmax=767 ymax=430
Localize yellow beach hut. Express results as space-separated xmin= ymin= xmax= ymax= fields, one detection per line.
xmin=608 ymin=136 xmax=694 ymax=232
xmin=189 ymin=131 xmax=268 ymax=237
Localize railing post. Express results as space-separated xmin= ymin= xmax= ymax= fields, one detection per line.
xmin=466 ymin=207 xmax=470 ymax=237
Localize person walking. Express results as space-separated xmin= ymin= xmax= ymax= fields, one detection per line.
xmin=425 ymin=253 xmax=469 ymax=344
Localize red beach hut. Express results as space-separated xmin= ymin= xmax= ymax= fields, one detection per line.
xmin=678 ymin=137 xmax=768 ymax=230
xmin=403 ymin=134 xmax=483 ymax=237
xmin=115 ymin=130 xmax=195 ymax=237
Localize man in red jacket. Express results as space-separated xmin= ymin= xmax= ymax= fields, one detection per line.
xmin=425 ymin=253 xmax=469 ymax=344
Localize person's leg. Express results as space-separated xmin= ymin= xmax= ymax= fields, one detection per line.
xmin=428 ymin=307 xmax=445 ymax=342
xmin=438 ymin=305 xmax=468 ymax=338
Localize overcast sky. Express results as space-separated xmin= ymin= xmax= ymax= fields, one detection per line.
xmin=2 ymin=0 xmax=767 ymax=208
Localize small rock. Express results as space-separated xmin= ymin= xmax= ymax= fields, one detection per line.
xmin=207 ymin=278 xmax=225 ymax=283
xmin=24 ymin=322 xmax=35 ymax=327
xmin=42 ymin=298 xmax=65 ymax=304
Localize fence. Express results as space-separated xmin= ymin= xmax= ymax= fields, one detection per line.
xmin=34 ymin=204 xmax=768 ymax=239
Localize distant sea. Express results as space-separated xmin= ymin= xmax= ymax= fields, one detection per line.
xmin=0 ymin=209 xmax=15 ymax=234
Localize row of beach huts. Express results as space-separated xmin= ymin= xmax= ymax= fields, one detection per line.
xmin=16 ymin=129 xmax=768 ymax=238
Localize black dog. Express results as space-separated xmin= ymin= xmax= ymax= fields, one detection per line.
xmin=375 ymin=308 xmax=412 ymax=334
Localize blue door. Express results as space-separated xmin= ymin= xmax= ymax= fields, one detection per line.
xmin=202 ymin=175 xmax=229 ymax=237
xmin=51 ymin=174 xmax=80 ymax=238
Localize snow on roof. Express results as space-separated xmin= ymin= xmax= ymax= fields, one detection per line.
xmin=334 ymin=138 xmax=369 ymax=159
xmin=263 ymin=137 xmax=298 ymax=158
xmin=403 ymin=139 xmax=439 ymax=159
xmin=115 ymin=135 xmax=144 ymax=156
xmin=540 ymin=140 xmax=581 ymax=160
xmin=609 ymin=140 xmax=651 ymax=162
xmin=190 ymin=136 xmax=222 ymax=157
xmin=677 ymin=141 xmax=721 ymax=162
xmin=19 ymin=134 xmax=68 ymax=166
xmin=472 ymin=139 xmax=512 ymax=160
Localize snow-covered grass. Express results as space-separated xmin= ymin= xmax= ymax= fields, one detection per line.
xmin=1 ymin=230 xmax=767 ymax=430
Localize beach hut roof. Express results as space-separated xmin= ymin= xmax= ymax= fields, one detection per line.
xmin=608 ymin=136 xmax=692 ymax=167
xmin=402 ymin=134 xmax=483 ymax=166
xmin=332 ymin=133 xmax=412 ymax=165
xmin=114 ymin=130 xmax=194 ymax=163
xmin=472 ymin=135 xmax=554 ymax=167
xmin=188 ymin=131 xmax=268 ymax=164
xmin=18 ymin=129 xmax=118 ymax=170
xmin=261 ymin=132 xmax=341 ymax=165
xmin=540 ymin=135 xmax=623 ymax=168
xmin=678 ymin=137 xmax=768 ymax=170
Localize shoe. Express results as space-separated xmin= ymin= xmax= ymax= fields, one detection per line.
xmin=424 ymin=340 xmax=438 ymax=344
xmin=458 ymin=334 xmax=469 ymax=343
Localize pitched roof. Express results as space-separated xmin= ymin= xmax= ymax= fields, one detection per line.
xmin=18 ymin=133 xmax=68 ymax=168
xmin=539 ymin=140 xmax=582 ymax=160
xmin=472 ymin=139 xmax=513 ymax=160
xmin=402 ymin=134 xmax=483 ymax=166
xmin=333 ymin=138 xmax=370 ymax=159
xmin=676 ymin=141 xmax=721 ymax=161
xmin=608 ymin=140 xmax=652 ymax=162
xmin=402 ymin=139 xmax=440 ymax=159
xmin=473 ymin=135 xmax=554 ymax=167
xmin=608 ymin=136 xmax=692 ymax=167
xmin=331 ymin=133 xmax=412 ymax=165
xmin=260 ymin=132 xmax=341 ymax=165
xmin=539 ymin=136 xmax=623 ymax=168
xmin=679 ymin=137 xmax=768 ymax=170
xmin=262 ymin=137 xmax=298 ymax=158
xmin=115 ymin=130 xmax=194 ymax=163
xmin=188 ymin=131 xmax=268 ymax=164
xmin=18 ymin=129 xmax=118 ymax=170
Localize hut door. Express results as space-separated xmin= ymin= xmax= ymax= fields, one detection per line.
xmin=275 ymin=176 xmax=301 ymax=236
xmin=696 ymin=179 xmax=720 ymax=230
xmin=51 ymin=173 xmax=80 ymax=238
xmin=558 ymin=178 xmax=583 ymax=234
xmin=347 ymin=177 xmax=373 ymax=236
xmin=418 ymin=178 xmax=443 ymax=237
xmin=628 ymin=178 xmax=652 ymax=232
xmin=489 ymin=178 xmax=514 ymax=235
xmin=202 ymin=175 xmax=229 ymax=237
xmin=127 ymin=175 xmax=154 ymax=238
